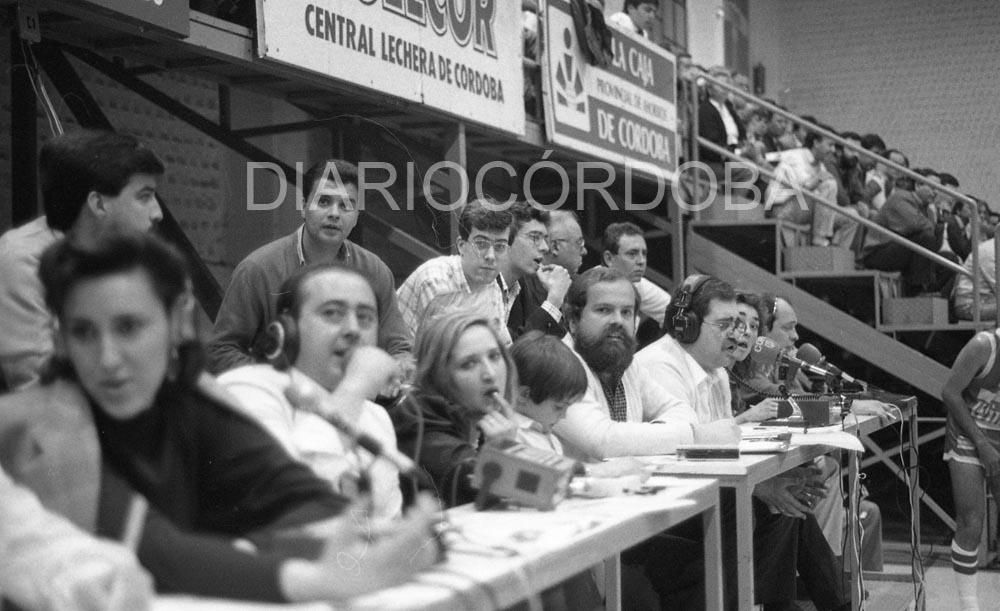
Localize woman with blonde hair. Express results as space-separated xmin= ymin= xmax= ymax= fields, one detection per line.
xmin=393 ymin=312 xmax=519 ymax=507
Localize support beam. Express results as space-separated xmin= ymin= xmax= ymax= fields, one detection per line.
xmin=10 ymin=31 xmax=38 ymax=227
xmin=442 ymin=122 xmax=467 ymax=248
xmin=55 ymin=42 xmax=297 ymax=183
xmin=32 ymin=42 xmax=224 ymax=319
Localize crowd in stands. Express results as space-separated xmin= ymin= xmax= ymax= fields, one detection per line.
xmin=677 ymin=59 xmax=997 ymax=310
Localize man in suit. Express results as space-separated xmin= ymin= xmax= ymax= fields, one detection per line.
xmin=695 ymin=66 xmax=754 ymax=196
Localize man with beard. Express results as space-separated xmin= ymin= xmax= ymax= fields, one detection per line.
xmin=635 ymin=276 xmax=850 ymax=611
xmin=504 ymin=201 xmax=572 ymax=340
xmin=551 ymin=267 xmax=737 ymax=461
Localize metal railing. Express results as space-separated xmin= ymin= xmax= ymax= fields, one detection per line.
xmin=683 ymin=71 xmax=997 ymax=326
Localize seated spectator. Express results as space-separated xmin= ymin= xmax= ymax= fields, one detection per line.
xmin=741 ymin=107 xmax=772 ymax=168
xmin=219 ymin=265 xmax=404 ymax=521
xmin=209 ymin=159 xmax=412 ymax=375
xmin=607 ymin=0 xmax=659 ymax=39
xmin=859 ymin=134 xmax=889 ymax=211
xmin=0 ymin=464 xmax=153 ymax=611
xmin=601 ymin=222 xmax=672 ymax=330
xmin=503 ymin=201 xmax=571 ymax=340
xmin=837 ymin=131 xmax=880 ymax=220
xmin=766 ymin=130 xmax=859 ymax=249
xmin=762 ymin=104 xmax=796 ymax=154
xmin=946 ymin=198 xmax=974 ymax=263
xmin=392 ymin=312 xmax=520 ymax=507
xmin=861 ymin=165 xmax=949 ymax=295
xmin=731 ymin=72 xmax=757 ymax=123
xmin=0 ymin=129 xmax=164 ymax=391
xmin=980 ymin=199 xmax=998 ymax=240
xmin=694 ymin=66 xmax=755 ymax=193
xmin=953 ymin=236 xmax=998 ymax=321
xmin=0 ymin=233 xmax=439 ymax=602
xmin=397 ymin=199 xmax=515 ymax=345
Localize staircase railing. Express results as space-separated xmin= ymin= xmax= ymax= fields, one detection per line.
xmin=684 ymin=72 xmax=997 ymax=326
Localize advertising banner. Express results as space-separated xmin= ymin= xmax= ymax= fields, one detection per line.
xmin=66 ymin=0 xmax=190 ymax=37
xmin=542 ymin=0 xmax=677 ymax=181
xmin=258 ymin=0 xmax=525 ymax=136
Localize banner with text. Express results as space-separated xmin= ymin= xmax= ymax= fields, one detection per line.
xmin=542 ymin=0 xmax=677 ymax=181
xmin=257 ymin=0 xmax=524 ymax=136
xmin=66 ymin=0 xmax=190 ymax=37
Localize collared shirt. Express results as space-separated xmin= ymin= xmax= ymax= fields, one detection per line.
xmin=512 ymin=412 xmax=564 ymax=455
xmin=634 ymin=334 xmax=734 ymax=425
xmin=397 ymin=255 xmax=513 ymax=345
xmin=709 ymin=98 xmax=740 ymax=146
xmin=294 ymin=225 xmax=351 ymax=266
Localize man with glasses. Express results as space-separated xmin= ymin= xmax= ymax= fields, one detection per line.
xmin=506 ymin=202 xmax=573 ymax=339
xmin=635 ymin=275 xmax=850 ymax=611
xmin=396 ymin=198 xmax=516 ymax=344
xmin=546 ymin=210 xmax=587 ymax=275
xmin=208 ymin=159 xmax=413 ymax=374
xmin=602 ymin=222 xmax=671 ymax=328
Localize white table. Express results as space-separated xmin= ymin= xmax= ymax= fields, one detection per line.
xmin=156 ymin=477 xmax=722 ymax=611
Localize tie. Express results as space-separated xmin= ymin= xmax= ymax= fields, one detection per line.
xmin=602 ymin=378 xmax=628 ymax=422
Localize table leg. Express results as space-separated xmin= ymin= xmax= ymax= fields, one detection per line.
xmin=848 ymin=450 xmax=860 ymax=610
xmin=736 ymin=486 xmax=754 ymax=610
xmin=604 ymin=554 xmax=621 ymax=611
xmin=704 ymin=500 xmax=723 ymax=610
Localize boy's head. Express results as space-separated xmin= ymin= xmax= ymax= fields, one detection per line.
xmin=510 ymin=331 xmax=587 ymax=431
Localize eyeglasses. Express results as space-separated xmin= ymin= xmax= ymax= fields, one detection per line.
xmin=468 ymin=237 xmax=509 ymax=257
xmin=521 ymin=231 xmax=549 ymax=247
xmin=702 ymin=318 xmax=750 ymax=335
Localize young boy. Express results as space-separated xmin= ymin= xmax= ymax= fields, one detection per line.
xmin=509 ymin=331 xmax=646 ymax=480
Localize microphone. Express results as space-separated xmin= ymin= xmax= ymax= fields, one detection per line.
xmin=794 ymin=343 xmax=859 ymax=385
xmin=284 ymin=379 xmax=421 ymax=477
xmin=749 ymin=337 xmax=843 ymax=384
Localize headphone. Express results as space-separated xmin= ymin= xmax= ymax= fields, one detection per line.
xmin=261 ymin=310 xmax=299 ymax=365
xmin=669 ymin=273 xmax=711 ymax=344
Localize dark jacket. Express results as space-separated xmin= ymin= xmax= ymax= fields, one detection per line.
xmin=391 ymin=390 xmax=480 ymax=508
xmin=507 ymin=275 xmax=567 ymax=340
xmin=698 ymin=97 xmax=745 ymax=163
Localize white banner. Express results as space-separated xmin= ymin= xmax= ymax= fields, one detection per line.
xmin=257 ymin=0 xmax=525 ymax=136
xmin=542 ymin=0 xmax=677 ymax=181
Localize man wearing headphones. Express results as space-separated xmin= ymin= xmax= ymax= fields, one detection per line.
xmin=218 ymin=265 xmax=404 ymax=521
xmin=635 ymin=274 xmax=850 ymax=611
